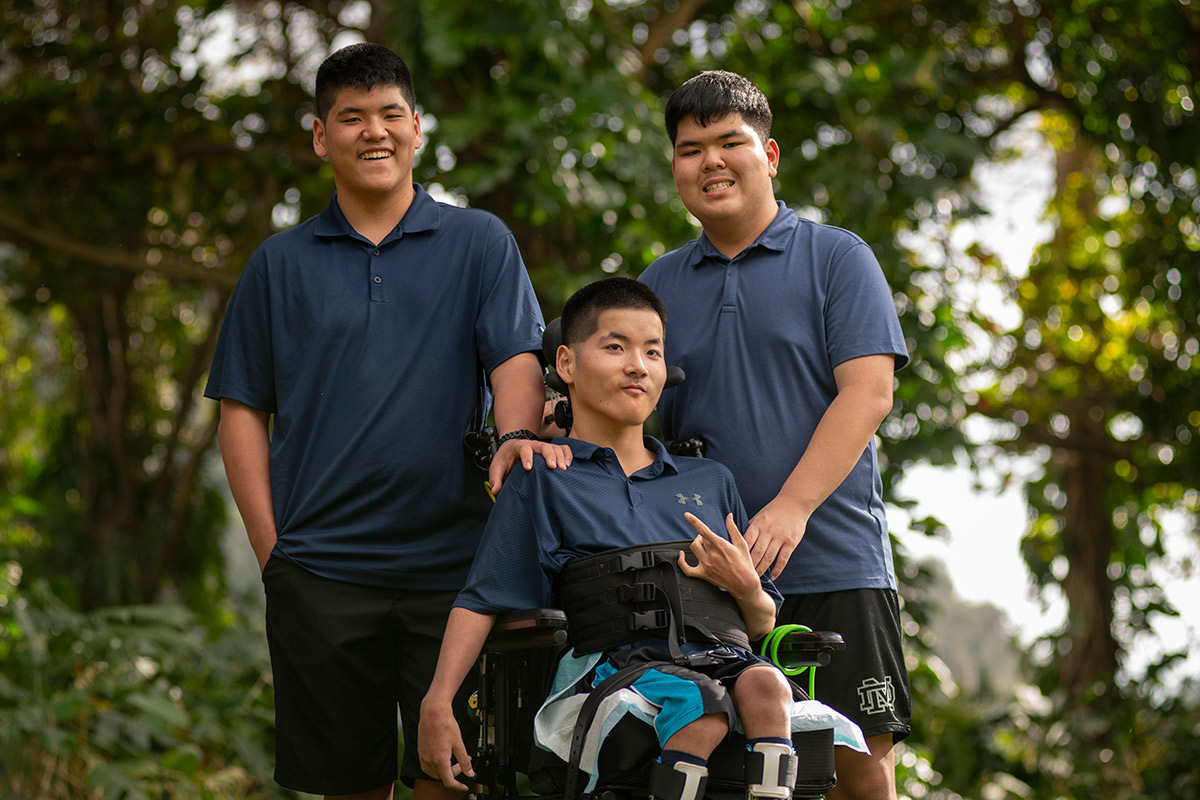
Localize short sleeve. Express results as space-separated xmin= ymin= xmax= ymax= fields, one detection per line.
xmin=474 ymin=220 xmax=545 ymax=375
xmin=824 ymin=242 xmax=909 ymax=372
xmin=204 ymin=254 xmax=276 ymax=412
xmin=455 ymin=482 xmax=553 ymax=613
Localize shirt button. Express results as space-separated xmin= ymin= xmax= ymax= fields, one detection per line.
xmin=374 ymin=276 xmax=382 ymax=284
xmin=373 ymin=249 xmax=381 ymax=256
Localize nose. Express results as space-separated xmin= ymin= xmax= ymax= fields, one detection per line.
xmin=625 ymin=351 xmax=648 ymax=376
xmin=701 ymin=146 xmax=725 ymax=172
xmin=362 ymin=115 xmax=386 ymax=140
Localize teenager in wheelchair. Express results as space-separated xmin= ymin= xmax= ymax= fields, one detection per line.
xmin=420 ymin=278 xmax=866 ymax=800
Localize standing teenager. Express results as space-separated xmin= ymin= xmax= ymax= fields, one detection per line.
xmin=640 ymin=71 xmax=911 ymax=800
xmin=205 ymin=43 xmax=567 ymax=800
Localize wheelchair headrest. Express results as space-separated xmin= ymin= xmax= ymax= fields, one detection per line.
xmin=542 ymin=316 xmax=684 ymax=395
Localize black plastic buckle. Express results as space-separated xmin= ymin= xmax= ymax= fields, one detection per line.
xmin=618 ymin=583 xmax=658 ymax=603
xmin=629 ymin=609 xmax=669 ymax=630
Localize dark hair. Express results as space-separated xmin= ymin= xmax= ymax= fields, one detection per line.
xmin=561 ymin=277 xmax=667 ymax=347
xmin=665 ymin=70 xmax=772 ymax=146
xmin=315 ymin=43 xmax=416 ymax=121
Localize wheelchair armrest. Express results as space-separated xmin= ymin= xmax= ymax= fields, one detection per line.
xmin=773 ymin=629 xmax=845 ymax=668
xmin=483 ymin=608 xmax=569 ymax=652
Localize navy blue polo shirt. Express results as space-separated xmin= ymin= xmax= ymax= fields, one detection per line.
xmin=640 ymin=203 xmax=908 ymax=594
xmin=455 ymin=437 xmax=781 ymax=614
xmin=205 ymin=186 xmax=544 ymax=589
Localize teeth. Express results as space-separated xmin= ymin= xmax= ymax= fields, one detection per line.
xmin=705 ymin=181 xmax=733 ymax=192
xmin=361 ymin=152 xmax=391 ymax=160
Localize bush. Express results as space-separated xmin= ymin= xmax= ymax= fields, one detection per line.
xmin=0 ymin=579 xmax=280 ymax=799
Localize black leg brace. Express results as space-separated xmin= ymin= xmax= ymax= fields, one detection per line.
xmin=649 ymin=759 xmax=709 ymax=800
xmin=745 ymin=741 xmax=798 ymax=800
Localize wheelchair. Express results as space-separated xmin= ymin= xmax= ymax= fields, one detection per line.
xmin=466 ymin=604 xmax=848 ymax=800
xmin=459 ymin=318 xmax=854 ymax=800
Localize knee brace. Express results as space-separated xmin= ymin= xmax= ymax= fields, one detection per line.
xmin=745 ymin=740 xmax=798 ymax=800
xmin=649 ymin=759 xmax=709 ymax=800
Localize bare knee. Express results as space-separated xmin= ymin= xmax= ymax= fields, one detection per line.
xmin=732 ymin=667 xmax=792 ymax=735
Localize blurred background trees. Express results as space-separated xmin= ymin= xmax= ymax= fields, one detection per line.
xmin=1 ymin=0 xmax=1196 ymax=796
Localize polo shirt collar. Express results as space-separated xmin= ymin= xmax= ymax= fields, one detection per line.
xmin=684 ymin=201 xmax=796 ymax=268
xmin=556 ymin=435 xmax=679 ymax=477
xmin=313 ymin=184 xmax=442 ymax=242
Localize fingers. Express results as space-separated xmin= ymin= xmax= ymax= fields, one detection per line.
xmin=769 ymin=541 xmax=796 ymax=580
xmin=422 ymin=744 xmax=473 ymax=791
xmin=750 ymin=534 xmax=782 ymax=577
xmin=724 ymin=514 xmax=748 ymax=548
xmin=683 ymin=511 xmax=717 ymax=539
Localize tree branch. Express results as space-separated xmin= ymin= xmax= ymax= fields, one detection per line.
xmin=0 ymin=210 xmax=240 ymax=289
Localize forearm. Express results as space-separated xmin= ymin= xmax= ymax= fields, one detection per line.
xmin=217 ymin=399 xmax=277 ymax=568
xmin=734 ymin=588 xmax=778 ymax=641
xmin=775 ymin=356 xmax=894 ymax=516
xmin=423 ymin=607 xmax=497 ymax=707
xmin=490 ymin=352 xmax=546 ymax=435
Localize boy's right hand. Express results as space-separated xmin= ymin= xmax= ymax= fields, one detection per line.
xmin=417 ymin=700 xmax=474 ymax=790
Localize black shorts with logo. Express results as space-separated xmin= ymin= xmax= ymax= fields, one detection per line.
xmin=262 ymin=556 xmax=479 ymax=795
xmin=777 ymin=588 xmax=911 ymax=742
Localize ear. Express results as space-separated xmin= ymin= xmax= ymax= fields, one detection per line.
xmin=412 ymin=110 xmax=423 ymax=149
xmin=556 ymin=344 xmax=575 ymax=387
xmin=313 ymin=116 xmax=328 ymax=159
xmin=765 ymin=137 xmax=780 ymax=178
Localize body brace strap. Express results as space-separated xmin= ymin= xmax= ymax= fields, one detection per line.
xmin=557 ymin=540 xmax=750 ymax=660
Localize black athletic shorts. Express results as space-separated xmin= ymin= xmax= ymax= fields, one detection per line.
xmin=262 ymin=555 xmax=479 ymax=795
xmin=776 ymin=589 xmax=911 ymax=742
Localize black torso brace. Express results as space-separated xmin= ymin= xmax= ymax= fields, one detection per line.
xmin=556 ymin=540 xmax=750 ymax=658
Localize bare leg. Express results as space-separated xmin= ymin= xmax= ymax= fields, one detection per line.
xmin=826 ymin=733 xmax=897 ymax=800
xmin=412 ymin=778 xmax=468 ymax=800
xmin=731 ymin=666 xmax=793 ymax=740
xmin=661 ymin=711 xmax=729 ymax=758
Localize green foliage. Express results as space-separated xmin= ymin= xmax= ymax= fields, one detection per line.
xmin=3 ymin=0 xmax=1199 ymax=796
xmin=0 ymin=580 xmax=278 ymax=799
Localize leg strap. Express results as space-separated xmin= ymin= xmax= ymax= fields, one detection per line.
xmin=745 ymin=741 xmax=798 ymax=800
xmin=649 ymin=759 xmax=709 ymax=800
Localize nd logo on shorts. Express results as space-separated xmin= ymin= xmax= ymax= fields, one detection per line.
xmin=857 ymin=676 xmax=895 ymax=716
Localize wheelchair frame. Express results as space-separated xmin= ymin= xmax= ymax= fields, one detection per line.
xmin=469 ymin=609 xmax=846 ymax=800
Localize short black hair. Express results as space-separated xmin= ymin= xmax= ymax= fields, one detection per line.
xmin=665 ymin=70 xmax=772 ymax=146
xmin=561 ymin=277 xmax=667 ymax=347
xmin=315 ymin=42 xmax=416 ymax=121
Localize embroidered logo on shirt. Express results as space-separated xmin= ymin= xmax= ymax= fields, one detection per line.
xmin=857 ymin=676 xmax=895 ymax=716
xmin=675 ymin=493 xmax=703 ymax=506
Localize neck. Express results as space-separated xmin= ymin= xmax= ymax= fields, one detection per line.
xmin=570 ymin=419 xmax=653 ymax=477
xmin=705 ymin=202 xmax=778 ymax=259
xmin=336 ymin=185 xmax=415 ymax=245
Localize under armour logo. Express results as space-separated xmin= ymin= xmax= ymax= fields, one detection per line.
xmin=675 ymin=493 xmax=703 ymax=506
xmin=857 ymin=676 xmax=895 ymax=716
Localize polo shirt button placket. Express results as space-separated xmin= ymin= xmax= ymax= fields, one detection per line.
xmin=370 ymin=247 xmax=385 ymax=302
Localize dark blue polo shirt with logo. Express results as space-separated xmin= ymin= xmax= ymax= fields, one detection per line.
xmin=455 ymin=437 xmax=780 ymax=613
xmin=205 ymin=185 xmax=544 ymax=589
xmin=640 ymin=203 xmax=909 ymax=595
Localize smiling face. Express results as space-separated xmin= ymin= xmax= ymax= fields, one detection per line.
xmin=558 ymin=307 xmax=667 ymax=435
xmin=671 ymin=112 xmax=780 ymax=244
xmin=312 ymin=84 xmax=422 ymax=206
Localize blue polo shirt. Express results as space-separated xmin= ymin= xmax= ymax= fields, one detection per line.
xmin=205 ymin=186 xmax=544 ymax=589
xmin=455 ymin=437 xmax=780 ymax=614
xmin=640 ymin=203 xmax=908 ymax=594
